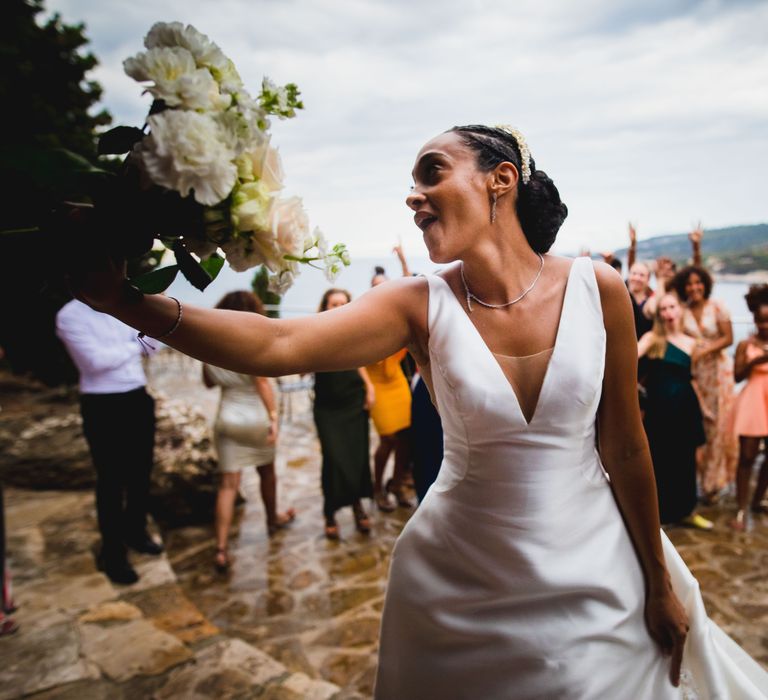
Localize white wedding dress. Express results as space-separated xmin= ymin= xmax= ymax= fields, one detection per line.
xmin=375 ymin=256 xmax=768 ymax=699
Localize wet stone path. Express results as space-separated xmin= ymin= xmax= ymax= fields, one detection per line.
xmin=155 ymin=356 xmax=768 ymax=697
xmin=3 ymin=353 xmax=768 ymax=698
xmin=161 ymin=370 xmax=409 ymax=699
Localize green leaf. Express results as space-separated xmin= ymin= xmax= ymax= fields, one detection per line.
xmin=130 ymin=265 xmax=179 ymax=294
xmin=0 ymin=146 xmax=110 ymax=195
xmin=97 ymin=126 xmax=144 ymax=155
xmin=173 ymin=239 xmax=213 ymax=291
xmin=199 ymin=252 xmax=225 ymax=281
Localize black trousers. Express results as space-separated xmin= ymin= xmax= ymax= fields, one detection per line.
xmin=80 ymin=387 xmax=156 ymax=555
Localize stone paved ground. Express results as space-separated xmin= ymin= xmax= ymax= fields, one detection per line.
xmin=157 ymin=356 xmax=768 ymax=696
xmin=2 ymin=353 xmax=768 ymax=698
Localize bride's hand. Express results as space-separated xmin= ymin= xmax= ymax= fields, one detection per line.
xmin=67 ymin=253 xmax=131 ymax=313
xmin=645 ymin=587 xmax=689 ymax=686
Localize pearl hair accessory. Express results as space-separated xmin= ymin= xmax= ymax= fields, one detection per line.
xmin=494 ymin=124 xmax=532 ymax=185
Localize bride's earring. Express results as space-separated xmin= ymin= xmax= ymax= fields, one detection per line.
xmin=490 ymin=192 xmax=497 ymax=224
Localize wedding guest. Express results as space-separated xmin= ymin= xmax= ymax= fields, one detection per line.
xmin=56 ymin=298 xmax=162 ymax=585
xmin=409 ymin=370 xmax=443 ymax=503
xmin=638 ymin=293 xmax=712 ymax=530
xmin=203 ymin=291 xmax=294 ymax=572
xmin=730 ymin=284 xmax=768 ymax=531
xmin=672 ymin=265 xmax=737 ymax=504
xmin=313 ymin=289 xmax=375 ymax=539
xmin=367 ymin=265 xmax=413 ymax=510
xmin=624 ymin=223 xmax=654 ymax=339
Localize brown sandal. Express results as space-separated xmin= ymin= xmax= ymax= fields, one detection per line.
xmin=353 ymin=506 xmax=372 ymax=534
xmin=324 ymin=521 xmax=340 ymax=540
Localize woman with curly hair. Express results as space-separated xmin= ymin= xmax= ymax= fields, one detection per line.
xmin=672 ymin=265 xmax=737 ymax=503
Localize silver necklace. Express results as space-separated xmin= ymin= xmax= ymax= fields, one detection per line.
xmin=460 ymin=253 xmax=544 ymax=312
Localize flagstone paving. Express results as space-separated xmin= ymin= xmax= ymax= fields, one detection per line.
xmin=2 ymin=353 xmax=767 ymax=698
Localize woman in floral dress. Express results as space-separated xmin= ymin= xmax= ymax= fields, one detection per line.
xmin=672 ymin=265 xmax=737 ymax=503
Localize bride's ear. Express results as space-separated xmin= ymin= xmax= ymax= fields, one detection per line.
xmin=490 ymin=161 xmax=519 ymax=197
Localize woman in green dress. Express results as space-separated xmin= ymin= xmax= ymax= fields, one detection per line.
xmin=638 ymin=293 xmax=711 ymax=529
xmin=314 ymin=289 xmax=375 ymax=539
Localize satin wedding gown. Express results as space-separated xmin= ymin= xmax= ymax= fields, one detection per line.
xmin=375 ymin=257 xmax=768 ymax=699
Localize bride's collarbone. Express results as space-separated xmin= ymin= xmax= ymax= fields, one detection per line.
xmin=449 ymin=271 xmax=569 ymax=357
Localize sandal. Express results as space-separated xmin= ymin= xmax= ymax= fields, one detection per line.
xmin=268 ymin=508 xmax=296 ymax=536
xmin=375 ymin=491 xmax=396 ymax=512
xmin=353 ymin=505 xmax=372 ymax=534
xmin=730 ymin=510 xmax=747 ymax=532
xmin=324 ymin=520 xmax=340 ymax=540
xmin=386 ymin=478 xmax=413 ymax=508
xmin=214 ymin=547 xmax=230 ymax=574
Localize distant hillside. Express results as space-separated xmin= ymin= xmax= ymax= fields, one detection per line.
xmin=614 ymin=223 xmax=768 ymax=274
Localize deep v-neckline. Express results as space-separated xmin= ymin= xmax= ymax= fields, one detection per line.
xmin=434 ymin=258 xmax=579 ymax=427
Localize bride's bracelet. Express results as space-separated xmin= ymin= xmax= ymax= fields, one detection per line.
xmin=138 ymin=296 xmax=183 ymax=341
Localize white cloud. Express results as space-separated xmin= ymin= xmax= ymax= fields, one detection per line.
xmin=46 ymin=0 xmax=768 ymax=254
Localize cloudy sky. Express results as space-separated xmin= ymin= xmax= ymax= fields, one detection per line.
xmin=47 ymin=0 xmax=768 ymax=257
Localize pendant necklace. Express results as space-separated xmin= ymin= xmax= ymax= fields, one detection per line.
xmin=460 ymin=253 xmax=544 ymax=312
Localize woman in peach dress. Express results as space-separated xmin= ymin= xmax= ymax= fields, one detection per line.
xmin=673 ymin=266 xmax=737 ymax=503
xmin=730 ymin=284 xmax=768 ymax=531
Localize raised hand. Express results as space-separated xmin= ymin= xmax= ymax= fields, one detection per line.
xmin=629 ymin=222 xmax=637 ymax=245
xmin=688 ymin=222 xmax=703 ymax=246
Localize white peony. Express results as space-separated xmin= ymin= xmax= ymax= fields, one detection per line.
xmin=270 ymin=196 xmax=309 ymax=258
xmin=137 ymin=110 xmax=237 ymax=206
xmin=124 ymin=47 xmax=230 ymax=111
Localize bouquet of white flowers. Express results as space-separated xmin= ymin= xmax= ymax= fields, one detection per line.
xmin=95 ymin=21 xmax=348 ymax=295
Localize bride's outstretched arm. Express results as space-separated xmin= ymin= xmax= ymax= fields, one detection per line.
xmin=70 ymin=256 xmax=425 ymax=376
xmin=593 ymin=263 xmax=689 ymax=688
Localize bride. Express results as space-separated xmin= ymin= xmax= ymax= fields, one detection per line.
xmin=73 ymin=124 xmax=768 ymax=698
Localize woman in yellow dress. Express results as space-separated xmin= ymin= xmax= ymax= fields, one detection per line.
xmin=366 ymin=347 xmax=412 ymax=510
xmin=367 ymin=263 xmax=413 ymax=510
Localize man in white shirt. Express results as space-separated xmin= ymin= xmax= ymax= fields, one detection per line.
xmin=56 ymin=299 xmax=162 ymax=584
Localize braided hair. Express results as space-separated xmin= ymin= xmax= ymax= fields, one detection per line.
xmin=450 ymin=125 xmax=567 ymax=253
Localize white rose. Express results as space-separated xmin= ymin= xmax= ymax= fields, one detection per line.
xmin=231 ymin=181 xmax=274 ymax=234
xmin=249 ymin=137 xmax=284 ymax=192
xmin=137 ymin=110 xmax=237 ymax=206
xmin=270 ymin=196 xmax=309 ymax=258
